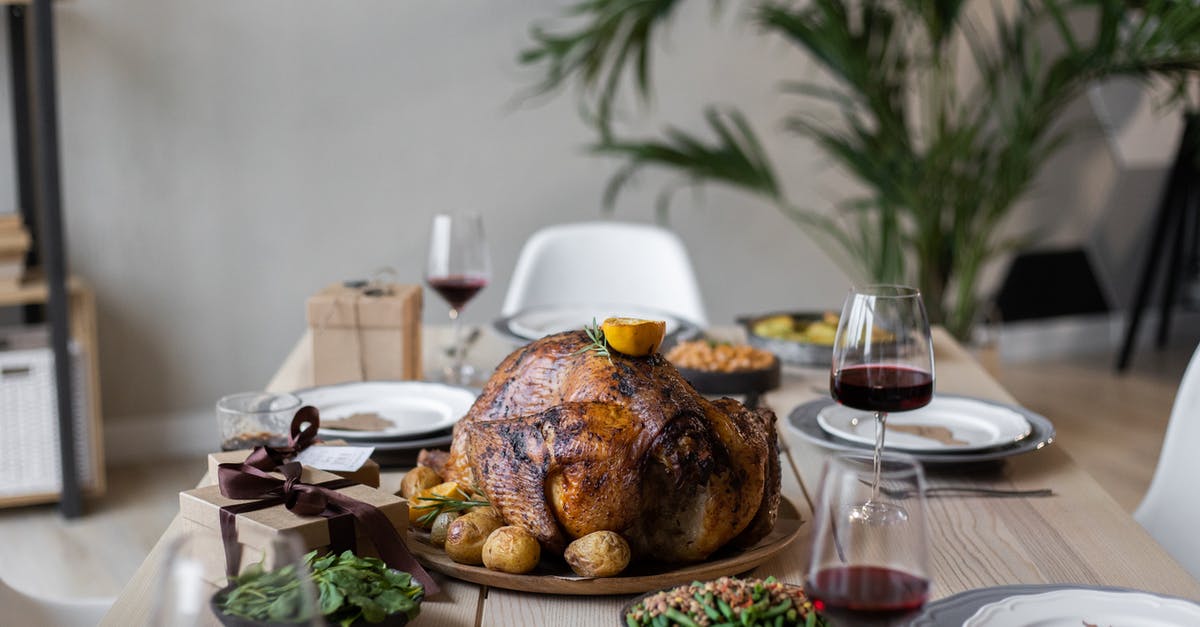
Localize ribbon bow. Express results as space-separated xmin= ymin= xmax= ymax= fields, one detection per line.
xmin=239 ymin=406 xmax=322 ymax=472
xmin=216 ymin=457 xmax=439 ymax=596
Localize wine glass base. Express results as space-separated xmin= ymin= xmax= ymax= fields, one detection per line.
xmin=845 ymin=501 xmax=910 ymax=525
xmin=442 ymin=363 xmax=478 ymax=386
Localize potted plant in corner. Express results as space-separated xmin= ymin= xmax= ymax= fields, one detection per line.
xmin=519 ymin=0 xmax=1200 ymax=340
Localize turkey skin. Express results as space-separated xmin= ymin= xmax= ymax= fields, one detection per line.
xmin=432 ymin=330 xmax=781 ymax=563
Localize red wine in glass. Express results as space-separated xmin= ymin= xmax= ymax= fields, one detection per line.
xmin=831 ymin=365 xmax=934 ymax=413
xmin=807 ymin=565 xmax=930 ymax=624
xmin=425 ymin=212 xmax=490 ymax=385
xmin=830 ymin=285 xmax=934 ymax=520
xmin=807 ymin=454 xmax=931 ymax=625
xmin=427 ymin=275 xmax=489 ymax=311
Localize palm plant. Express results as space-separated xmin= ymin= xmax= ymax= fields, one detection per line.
xmin=520 ymin=0 xmax=1200 ymax=340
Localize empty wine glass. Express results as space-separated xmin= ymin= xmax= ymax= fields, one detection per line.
xmin=152 ymin=530 xmax=320 ymax=626
xmin=829 ymin=284 xmax=934 ymax=522
xmin=425 ymin=212 xmax=491 ymax=385
xmin=806 ymin=452 xmax=930 ymax=626
xmin=149 ymin=532 xmax=210 ymax=627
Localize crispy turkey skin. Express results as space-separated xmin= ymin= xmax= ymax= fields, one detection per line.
xmin=436 ymin=330 xmax=781 ymax=562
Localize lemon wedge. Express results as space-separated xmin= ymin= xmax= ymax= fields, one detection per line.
xmin=601 ymin=317 xmax=667 ymax=357
xmin=408 ymin=481 xmax=467 ymax=528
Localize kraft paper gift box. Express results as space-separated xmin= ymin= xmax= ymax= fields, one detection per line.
xmin=306 ymin=282 xmax=422 ymax=385
xmin=207 ymin=441 xmax=382 ymax=489
xmin=179 ymin=465 xmax=407 ymax=586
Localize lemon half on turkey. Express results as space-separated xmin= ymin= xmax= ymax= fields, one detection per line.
xmin=601 ymin=317 xmax=667 ymax=357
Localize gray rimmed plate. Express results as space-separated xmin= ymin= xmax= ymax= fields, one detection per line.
xmin=294 ymin=381 xmax=476 ymax=442
xmin=788 ymin=395 xmax=1055 ymax=466
xmin=492 ymin=303 xmax=703 ymax=346
xmin=367 ymin=429 xmax=454 ymax=468
xmin=909 ymin=584 xmax=1200 ymax=626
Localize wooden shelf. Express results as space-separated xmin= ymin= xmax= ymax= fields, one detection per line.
xmin=0 ymin=275 xmax=105 ymax=507
xmin=3 ymin=0 xmax=84 ymax=516
xmin=0 ymin=274 xmax=81 ymax=307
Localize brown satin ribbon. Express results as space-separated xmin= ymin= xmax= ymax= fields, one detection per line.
xmin=216 ymin=459 xmax=439 ymax=596
xmin=285 ymin=406 xmax=320 ymax=452
xmin=240 ymin=405 xmax=323 ymax=472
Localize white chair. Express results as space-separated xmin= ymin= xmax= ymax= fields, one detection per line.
xmin=0 ymin=578 xmax=112 ymax=626
xmin=1135 ymin=341 xmax=1200 ymax=580
xmin=502 ymin=221 xmax=708 ymax=326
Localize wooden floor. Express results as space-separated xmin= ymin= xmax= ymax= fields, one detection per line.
xmin=996 ymin=344 xmax=1194 ymax=512
xmin=0 ymin=457 xmax=208 ymax=600
xmin=0 ymin=343 xmax=1192 ymax=602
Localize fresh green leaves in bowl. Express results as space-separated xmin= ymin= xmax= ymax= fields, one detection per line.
xmin=214 ymin=550 xmax=423 ymax=627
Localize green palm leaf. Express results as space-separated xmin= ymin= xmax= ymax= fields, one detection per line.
xmin=520 ymin=0 xmax=1200 ymax=339
xmin=592 ymin=107 xmax=782 ymax=213
xmin=520 ymin=0 xmax=695 ymax=130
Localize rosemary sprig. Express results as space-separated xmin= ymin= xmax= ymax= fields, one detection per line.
xmin=414 ymin=494 xmax=491 ymax=527
xmin=574 ymin=318 xmax=613 ymax=364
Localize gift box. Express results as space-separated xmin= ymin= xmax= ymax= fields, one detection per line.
xmin=306 ymin=282 xmax=422 ymax=385
xmin=179 ymin=464 xmax=407 ymax=586
xmin=207 ymin=441 xmax=382 ymax=489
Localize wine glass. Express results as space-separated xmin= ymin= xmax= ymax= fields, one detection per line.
xmin=425 ymin=212 xmax=491 ymax=385
xmin=830 ymin=284 xmax=934 ymax=522
xmin=149 ymin=532 xmax=210 ymax=626
xmin=151 ymin=530 xmax=321 ymax=626
xmin=806 ymin=452 xmax=930 ymax=625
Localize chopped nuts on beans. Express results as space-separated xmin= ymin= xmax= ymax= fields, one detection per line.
xmin=666 ymin=340 xmax=776 ymax=372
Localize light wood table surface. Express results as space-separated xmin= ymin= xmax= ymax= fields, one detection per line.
xmin=103 ymin=327 xmax=1200 ymax=626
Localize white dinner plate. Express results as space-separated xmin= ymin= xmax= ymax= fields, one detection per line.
xmin=817 ymin=396 xmax=1032 ymax=453
xmin=297 ymin=381 xmax=476 ymax=441
xmin=494 ymin=303 xmax=700 ymax=344
xmin=964 ymin=589 xmax=1200 ymax=626
xmin=790 ymin=397 xmax=1055 ymax=466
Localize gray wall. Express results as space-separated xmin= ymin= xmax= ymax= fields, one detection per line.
xmin=0 ymin=1 xmax=1173 ymax=434
xmin=46 ymin=0 xmax=852 ymax=425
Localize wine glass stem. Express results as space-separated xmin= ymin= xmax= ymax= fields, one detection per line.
xmin=872 ymin=411 xmax=888 ymax=501
xmin=449 ymin=308 xmax=464 ymax=377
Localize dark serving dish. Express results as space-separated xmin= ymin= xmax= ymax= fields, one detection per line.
xmin=738 ymin=311 xmax=836 ymax=368
xmin=675 ymin=360 xmax=781 ymax=398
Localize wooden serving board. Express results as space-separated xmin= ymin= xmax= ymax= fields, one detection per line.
xmin=407 ymin=498 xmax=804 ymax=595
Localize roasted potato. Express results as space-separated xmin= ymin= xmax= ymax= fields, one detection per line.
xmin=564 ymin=531 xmax=631 ymax=577
xmin=399 ymin=466 xmax=442 ymax=499
xmin=804 ymin=321 xmax=837 ymax=345
xmin=407 ymin=481 xmax=467 ymax=528
xmin=445 ymin=510 xmax=505 ymax=565
xmin=430 ymin=511 xmax=459 ymax=547
xmin=752 ymin=314 xmax=797 ymax=339
xmin=751 ymin=312 xmax=850 ymax=345
xmin=481 ymin=526 xmax=541 ymax=574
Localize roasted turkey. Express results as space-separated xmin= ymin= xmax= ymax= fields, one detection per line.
xmin=426 ymin=330 xmax=781 ymax=563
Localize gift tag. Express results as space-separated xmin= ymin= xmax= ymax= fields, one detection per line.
xmin=295 ymin=446 xmax=375 ymax=472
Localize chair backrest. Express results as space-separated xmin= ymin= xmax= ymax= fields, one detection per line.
xmin=0 ymin=578 xmax=112 ymax=626
xmin=501 ymin=221 xmax=708 ymax=325
xmin=1135 ymin=341 xmax=1200 ymax=580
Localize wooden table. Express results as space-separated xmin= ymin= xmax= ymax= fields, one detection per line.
xmin=102 ymin=328 xmax=1200 ymax=626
